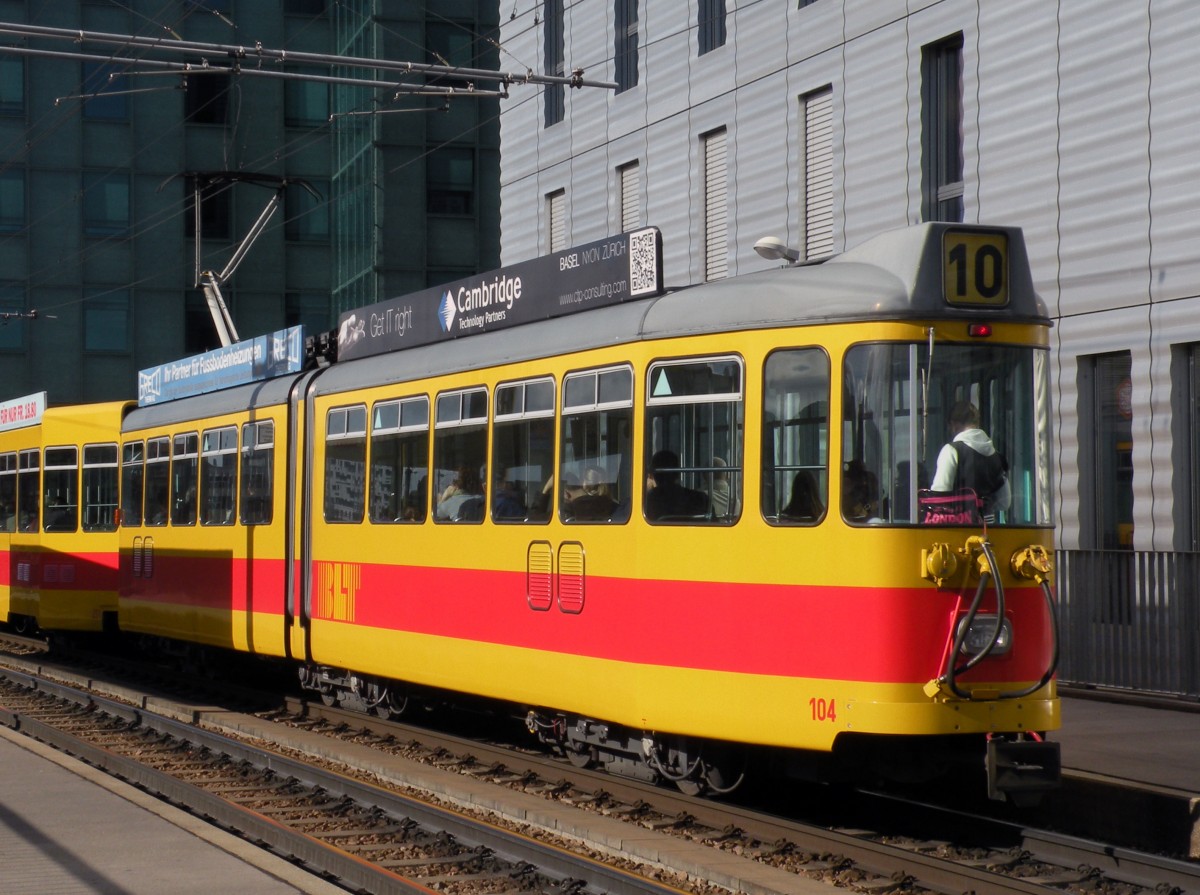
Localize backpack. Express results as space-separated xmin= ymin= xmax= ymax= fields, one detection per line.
xmin=952 ymin=442 xmax=1007 ymax=506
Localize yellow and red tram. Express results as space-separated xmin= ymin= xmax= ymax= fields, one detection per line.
xmin=0 ymin=395 xmax=133 ymax=633
xmin=24 ymin=222 xmax=1060 ymax=801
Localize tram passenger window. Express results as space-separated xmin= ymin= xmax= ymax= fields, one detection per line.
xmin=17 ymin=449 xmax=39 ymax=532
xmin=171 ymin=432 xmax=199 ymax=526
xmin=120 ymin=442 xmax=143 ymax=527
xmin=201 ymin=426 xmax=237 ymax=525
xmin=82 ymin=444 xmax=119 ymax=532
xmin=240 ymin=420 xmax=274 ymax=525
xmin=143 ymin=437 xmax=170 ymax=526
xmin=492 ymin=378 xmax=554 ymax=524
xmin=559 ymin=366 xmax=632 ymax=523
xmin=644 ymin=357 xmax=743 ymax=524
xmin=0 ymin=452 xmax=16 ymax=532
xmin=762 ymin=349 xmax=829 ymax=524
xmin=369 ymin=397 xmax=428 ymax=524
xmin=42 ymin=447 xmax=78 ymax=532
xmin=325 ymin=405 xmax=367 ymax=523
xmin=433 ymin=388 xmax=487 ymax=523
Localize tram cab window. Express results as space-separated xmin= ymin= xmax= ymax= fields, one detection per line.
xmin=171 ymin=433 xmax=199 ymax=526
xmin=762 ymin=348 xmax=829 ymax=525
xmin=201 ymin=427 xmax=237 ymax=526
xmin=492 ymin=378 xmax=554 ymax=524
xmin=325 ymin=405 xmax=367 ymax=523
xmin=82 ymin=444 xmax=119 ymax=532
xmin=121 ymin=442 xmax=144 ymax=527
xmin=433 ymin=388 xmax=488 ymax=524
xmin=842 ymin=342 xmax=1052 ymax=526
xmin=559 ymin=366 xmax=633 ymax=524
xmin=369 ymin=397 xmax=428 ymax=524
xmin=17 ymin=449 xmax=39 ymax=532
xmin=0 ymin=452 xmax=16 ymax=532
xmin=644 ymin=357 xmax=743 ymax=524
xmin=143 ymin=437 xmax=170 ymax=526
xmin=240 ymin=420 xmax=274 ymax=525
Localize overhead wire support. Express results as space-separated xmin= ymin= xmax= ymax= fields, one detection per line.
xmin=0 ymin=21 xmax=619 ymax=91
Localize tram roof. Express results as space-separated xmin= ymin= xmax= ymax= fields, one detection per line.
xmin=124 ymin=222 xmax=1046 ymax=428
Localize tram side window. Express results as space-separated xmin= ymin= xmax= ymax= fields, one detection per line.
xmin=82 ymin=444 xmax=119 ymax=532
xmin=433 ymin=387 xmax=488 ymax=523
xmin=121 ymin=442 xmax=144 ymax=527
xmin=43 ymin=447 xmax=78 ymax=532
xmin=644 ymin=357 xmax=744 ymax=524
xmin=0 ymin=452 xmax=15 ymax=532
xmin=492 ymin=378 xmax=554 ymax=524
xmin=369 ymin=397 xmax=429 ymax=524
xmin=144 ymin=437 xmax=170 ymax=526
xmin=201 ymin=426 xmax=237 ymax=525
xmin=240 ymin=420 xmax=274 ymax=525
xmin=17 ymin=449 xmax=38 ymax=532
xmin=559 ymin=366 xmax=633 ymax=523
xmin=325 ymin=405 xmax=367 ymax=523
xmin=171 ymin=432 xmax=199 ymax=526
xmin=763 ymin=348 xmax=830 ymax=524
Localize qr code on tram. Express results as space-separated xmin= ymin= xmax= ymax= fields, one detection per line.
xmin=628 ymin=228 xmax=659 ymax=296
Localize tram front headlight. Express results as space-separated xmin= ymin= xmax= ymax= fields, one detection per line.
xmin=956 ymin=615 xmax=1012 ymax=655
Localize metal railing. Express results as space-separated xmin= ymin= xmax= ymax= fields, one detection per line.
xmin=1056 ymin=550 xmax=1200 ymax=698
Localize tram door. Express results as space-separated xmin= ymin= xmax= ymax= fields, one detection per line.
xmin=285 ymin=370 xmax=324 ymax=662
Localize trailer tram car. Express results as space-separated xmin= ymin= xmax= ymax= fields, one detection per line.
xmin=0 ymin=396 xmax=133 ymax=635
xmin=113 ymin=222 xmax=1060 ymax=802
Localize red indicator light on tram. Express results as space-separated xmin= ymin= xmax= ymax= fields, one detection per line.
xmin=968 ymin=323 xmax=993 ymax=337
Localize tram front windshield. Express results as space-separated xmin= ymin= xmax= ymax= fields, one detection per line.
xmin=842 ymin=342 xmax=1052 ymax=526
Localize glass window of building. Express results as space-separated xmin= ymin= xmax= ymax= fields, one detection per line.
xmin=697 ymin=0 xmax=727 ymax=55
xmin=543 ymin=0 xmax=564 ymax=126
xmin=0 ymin=168 xmax=24 ymax=234
xmin=1081 ymin=352 xmax=1133 ymax=549
xmin=427 ymin=149 xmax=475 ymax=215
xmin=185 ymin=175 xmax=233 ymax=241
xmin=618 ymin=161 xmax=640 ymax=232
xmin=81 ymin=61 xmax=127 ymax=120
xmin=547 ymin=188 xmax=566 ymax=252
xmin=921 ymin=33 xmax=964 ymax=222
xmin=284 ymin=66 xmax=330 ymax=125
xmin=614 ymin=0 xmax=639 ymax=92
xmin=369 ymin=396 xmax=429 ymax=524
xmin=0 ymin=281 xmax=25 ymax=351
xmin=83 ymin=172 xmax=130 ymax=237
xmin=285 ymin=180 xmax=330 ymax=241
xmin=763 ymin=348 xmax=829 ymax=523
xmin=644 ymin=357 xmax=743 ymax=524
xmin=0 ymin=56 xmax=23 ymax=116
xmin=84 ymin=288 xmax=130 ymax=353
xmin=185 ymin=67 xmax=230 ymax=124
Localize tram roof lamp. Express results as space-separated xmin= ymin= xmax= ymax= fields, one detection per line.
xmin=754 ymin=236 xmax=800 ymax=264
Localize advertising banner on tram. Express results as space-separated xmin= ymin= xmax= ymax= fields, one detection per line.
xmin=336 ymin=227 xmax=663 ymax=362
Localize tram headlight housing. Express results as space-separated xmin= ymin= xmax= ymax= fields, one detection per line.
xmin=956 ymin=615 xmax=1012 ymax=655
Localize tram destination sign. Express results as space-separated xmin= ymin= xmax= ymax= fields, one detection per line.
xmin=336 ymin=227 xmax=663 ymax=362
xmin=137 ymin=326 xmax=305 ymax=406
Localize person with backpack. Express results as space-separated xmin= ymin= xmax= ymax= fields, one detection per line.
xmin=931 ymin=401 xmax=1011 ymax=522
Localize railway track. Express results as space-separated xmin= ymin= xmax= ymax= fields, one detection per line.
xmin=2 ymin=636 xmax=1198 ymax=895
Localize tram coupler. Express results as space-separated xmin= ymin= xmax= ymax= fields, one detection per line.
xmin=986 ymin=735 xmax=1061 ymax=805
